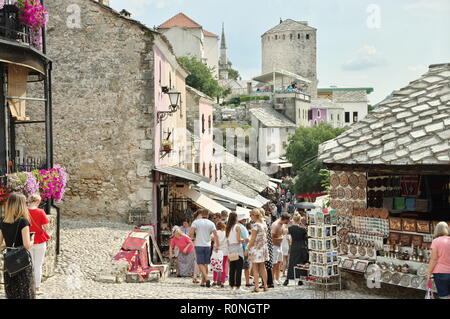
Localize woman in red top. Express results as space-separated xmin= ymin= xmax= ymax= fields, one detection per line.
xmin=169 ymin=226 xmax=196 ymax=278
xmin=28 ymin=194 xmax=50 ymax=295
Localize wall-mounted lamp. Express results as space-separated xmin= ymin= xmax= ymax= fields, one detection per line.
xmin=158 ymin=87 xmax=181 ymax=123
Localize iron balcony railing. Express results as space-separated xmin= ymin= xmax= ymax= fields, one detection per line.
xmin=0 ymin=4 xmax=39 ymax=50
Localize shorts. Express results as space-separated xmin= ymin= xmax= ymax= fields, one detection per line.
xmin=195 ymin=246 xmax=212 ymax=265
xmin=434 ymin=273 xmax=450 ymax=298
xmin=281 ymin=243 xmax=289 ymax=256
xmin=272 ymin=246 xmax=283 ymax=264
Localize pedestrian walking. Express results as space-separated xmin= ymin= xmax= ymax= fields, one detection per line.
xmin=237 ymin=214 xmax=252 ymax=288
xmin=246 ymin=209 xmax=269 ymax=293
xmin=27 ymin=194 xmax=50 ymax=295
xmin=0 ymin=193 xmax=35 ymax=299
xmin=169 ymin=226 xmax=196 ymax=278
xmin=226 ymin=212 xmax=244 ymax=293
xmin=262 ymin=208 xmax=274 ymax=288
xmin=271 ymin=213 xmax=291 ymax=285
xmin=212 ymin=221 xmax=228 ymax=288
xmin=189 ymin=209 xmax=219 ymax=288
xmin=428 ymin=222 xmax=450 ymax=299
xmin=284 ymin=214 xmax=309 ymax=286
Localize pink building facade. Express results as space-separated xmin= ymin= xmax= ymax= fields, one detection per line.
xmin=309 ymin=108 xmax=328 ymax=127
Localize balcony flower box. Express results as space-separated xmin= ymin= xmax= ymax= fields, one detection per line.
xmin=162 ymin=140 xmax=172 ymax=152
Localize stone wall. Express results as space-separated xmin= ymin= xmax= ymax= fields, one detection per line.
xmin=17 ymin=0 xmax=157 ymax=220
xmin=262 ymin=27 xmax=317 ymax=97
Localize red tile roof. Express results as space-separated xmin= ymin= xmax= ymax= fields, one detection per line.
xmin=158 ymin=13 xmax=202 ymax=29
xmin=203 ymin=29 xmax=219 ymax=38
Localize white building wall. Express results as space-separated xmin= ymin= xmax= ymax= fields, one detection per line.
xmin=160 ymin=27 xmax=203 ymax=61
xmin=338 ymin=102 xmax=368 ymax=126
xmin=204 ymin=35 xmax=219 ymax=77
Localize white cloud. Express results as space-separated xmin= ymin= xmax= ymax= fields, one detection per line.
xmin=342 ymin=45 xmax=387 ymax=71
xmin=405 ymin=0 xmax=450 ymax=14
xmin=407 ymin=65 xmax=427 ymax=72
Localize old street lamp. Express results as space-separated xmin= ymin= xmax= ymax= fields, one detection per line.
xmin=158 ymin=87 xmax=181 ymax=122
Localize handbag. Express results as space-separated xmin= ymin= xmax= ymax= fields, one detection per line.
xmin=2 ymin=220 xmax=32 ymax=277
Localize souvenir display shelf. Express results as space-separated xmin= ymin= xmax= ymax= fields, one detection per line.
xmin=332 ymin=171 xmax=449 ymax=293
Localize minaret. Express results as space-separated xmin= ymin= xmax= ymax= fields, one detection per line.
xmin=219 ymin=23 xmax=229 ymax=80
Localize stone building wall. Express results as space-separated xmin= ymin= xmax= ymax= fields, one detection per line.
xmin=261 ymin=27 xmax=317 ymax=97
xmin=17 ymin=0 xmax=157 ymax=220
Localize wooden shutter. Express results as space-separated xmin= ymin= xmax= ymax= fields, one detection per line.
xmin=7 ymin=65 xmax=29 ymax=121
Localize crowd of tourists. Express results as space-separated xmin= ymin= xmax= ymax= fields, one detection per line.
xmin=169 ymin=202 xmax=309 ymax=294
xmin=0 ymin=193 xmax=51 ymax=299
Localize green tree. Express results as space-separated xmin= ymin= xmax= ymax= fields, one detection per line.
xmin=285 ymin=123 xmax=347 ymax=195
xmin=178 ymin=56 xmax=224 ymax=98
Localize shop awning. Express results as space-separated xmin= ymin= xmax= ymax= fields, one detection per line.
xmin=256 ymin=195 xmax=270 ymax=206
xmin=279 ymin=163 xmax=293 ymax=169
xmin=154 ymin=166 xmax=209 ymax=183
xmin=193 ymin=182 xmax=263 ymax=208
xmin=268 ymin=181 xmax=278 ymax=191
xmin=178 ymin=188 xmax=231 ymax=214
xmin=236 ymin=207 xmax=251 ymax=220
xmin=253 ymin=69 xmax=312 ymax=84
xmin=270 ymin=178 xmax=283 ymax=184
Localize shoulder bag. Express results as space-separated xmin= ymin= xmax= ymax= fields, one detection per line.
xmin=2 ymin=219 xmax=32 ymax=277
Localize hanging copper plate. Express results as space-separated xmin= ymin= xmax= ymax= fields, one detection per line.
xmin=367 ymin=248 xmax=375 ymax=258
xmin=349 ymin=245 xmax=357 ymax=255
xmin=358 ymin=189 xmax=366 ymax=200
xmin=358 ymin=175 xmax=367 ymax=188
xmin=359 ymin=202 xmax=367 ymax=209
xmin=358 ymin=246 xmax=367 ymax=256
xmin=340 ymin=174 xmax=349 ymax=187
xmin=349 ymin=174 xmax=359 ymax=188
xmin=340 ymin=243 xmax=349 ymax=255
xmin=337 ymin=188 xmax=345 ymax=199
xmin=330 ymin=200 xmax=337 ymax=209
xmin=351 ymin=189 xmax=359 ymax=200
xmin=345 ymin=188 xmax=352 ymax=199
xmin=368 ymin=179 xmax=375 ymax=189
xmin=352 ymin=201 xmax=360 ymax=209
xmin=330 ymin=174 xmax=340 ymax=188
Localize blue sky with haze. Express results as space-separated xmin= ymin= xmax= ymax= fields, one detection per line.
xmin=110 ymin=0 xmax=450 ymax=104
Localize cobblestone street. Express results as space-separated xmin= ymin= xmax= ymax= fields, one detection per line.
xmin=0 ymin=218 xmax=390 ymax=300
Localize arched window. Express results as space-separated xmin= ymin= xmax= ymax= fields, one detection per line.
xmin=202 ymin=114 xmax=205 ymax=133
xmin=275 ymin=35 xmax=278 ymax=40
xmin=317 ymin=110 xmax=321 ymax=118
xmin=298 ymin=34 xmax=301 ymax=39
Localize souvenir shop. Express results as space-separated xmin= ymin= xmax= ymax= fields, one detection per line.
xmin=327 ymin=165 xmax=450 ymax=292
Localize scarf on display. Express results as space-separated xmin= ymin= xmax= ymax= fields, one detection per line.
xmin=401 ymin=175 xmax=421 ymax=197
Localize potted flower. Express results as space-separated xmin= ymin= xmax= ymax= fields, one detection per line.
xmin=162 ymin=139 xmax=172 ymax=152
xmin=32 ymin=165 xmax=68 ymax=202
xmin=6 ymin=171 xmax=40 ymax=198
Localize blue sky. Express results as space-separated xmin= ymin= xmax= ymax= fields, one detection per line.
xmin=110 ymin=0 xmax=450 ymax=104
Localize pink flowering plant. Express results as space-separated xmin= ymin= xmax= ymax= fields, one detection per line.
xmin=32 ymin=165 xmax=68 ymax=202
xmin=7 ymin=171 xmax=40 ymax=198
xmin=16 ymin=0 xmax=48 ymax=31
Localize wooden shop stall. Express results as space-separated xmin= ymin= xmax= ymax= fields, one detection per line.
xmin=318 ymin=63 xmax=450 ymax=293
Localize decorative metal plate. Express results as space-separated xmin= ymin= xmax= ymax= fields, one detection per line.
xmin=400 ymin=275 xmax=412 ymax=287
xmin=391 ymin=273 xmax=402 ymax=285
xmin=337 ymin=188 xmax=345 ymax=199
xmin=367 ymin=248 xmax=375 ymax=258
xmin=382 ymin=271 xmax=393 ymax=283
xmin=349 ymin=245 xmax=357 ymax=255
xmin=330 ymin=174 xmax=340 ymax=188
xmin=330 ymin=189 xmax=338 ymax=199
xmin=349 ymin=174 xmax=359 ymax=188
xmin=358 ymin=175 xmax=368 ymax=188
xmin=358 ymin=246 xmax=366 ymax=256
xmin=340 ymin=174 xmax=349 ymax=187
xmin=345 ymin=188 xmax=352 ymax=200
xmin=411 ymin=276 xmax=421 ymax=289
xmin=340 ymin=243 xmax=349 ymax=254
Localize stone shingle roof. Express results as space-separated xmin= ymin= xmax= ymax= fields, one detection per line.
xmin=250 ymin=107 xmax=296 ymax=128
xmin=213 ymin=143 xmax=271 ymax=197
xmin=318 ymin=63 xmax=450 ymax=166
xmin=263 ymin=19 xmax=316 ymax=35
xmin=311 ymin=98 xmax=343 ymax=109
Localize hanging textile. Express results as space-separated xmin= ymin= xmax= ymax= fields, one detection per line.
xmin=401 ymin=175 xmax=421 ymax=197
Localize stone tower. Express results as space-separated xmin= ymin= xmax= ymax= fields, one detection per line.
xmin=261 ymin=19 xmax=318 ymax=97
xmin=219 ymin=23 xmax=229 ymax=80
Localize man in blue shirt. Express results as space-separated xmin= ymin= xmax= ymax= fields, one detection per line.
xmin=237 ymin=213 xmax=252 ymax=288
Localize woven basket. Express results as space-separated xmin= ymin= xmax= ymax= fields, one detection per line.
xmin=415 ymin=199 xmax=428 ymax=213
xmin=405 ymin=198 xmax=416 ymax=211
xmin=394 ymin=197 xmax=406 ymax=210
xmin=383 ymin=197 xmax=393 ymax=210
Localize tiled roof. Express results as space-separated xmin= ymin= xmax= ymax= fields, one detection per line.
xmin=203 ymin=29 xmax=219 ymax=38
xmin=263 ymin=19 xmax=316 ymax=35
xmin=213 ymin=143 xmax=271 ymax=197
xmin=311 ymin=98 xmax=344 ymax=110
xmin=318 ymin=63 xmax=450 ymax=166
xmin=186 ymin=85 xmax=215 ymax=102
xmin=158 ymin=13 xmax=202 ymax=29
xmin=250 ymin=107 xmax=296 ymax=128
